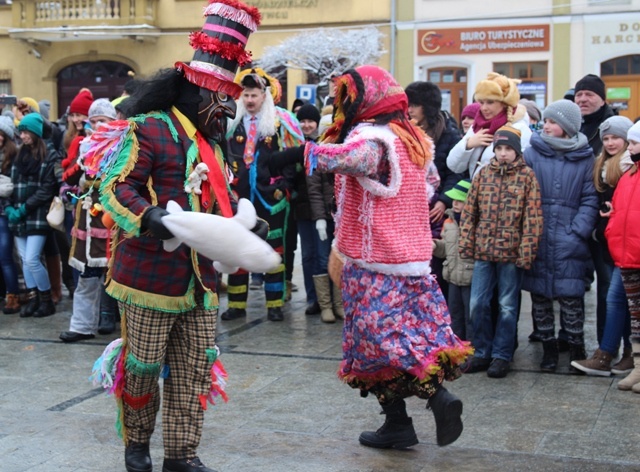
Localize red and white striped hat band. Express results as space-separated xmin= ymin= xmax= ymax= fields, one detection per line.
xmin=188 ymin=61 xmax=236 ymax=82
xmin=203 ymin=1 xmax=259 ymax=32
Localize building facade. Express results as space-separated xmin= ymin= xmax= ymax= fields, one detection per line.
xmin=0 ymin=0 xmax=394 ymax=119
xmin=411 ymin=0 xmax=640 ymax=121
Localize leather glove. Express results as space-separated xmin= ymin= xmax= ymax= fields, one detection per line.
xmin=316 ymin=219 xmax=328 ymax=241
xmin=251 ymin=217 xmax=269 ymax=240
xmin=6 ymin=204 xmax=26 ymax=224
xmin=142 ymin=206 xmax=173 ymax=240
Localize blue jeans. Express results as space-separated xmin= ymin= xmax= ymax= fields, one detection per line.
xmin=297 ymin=218 xmax=319 ymax=303
xmin=600 ymin=267 xmax=632 ymax=354
xmin=470 ymin=261 xmax=523 ymax=361
xmin=0 ymin=216 xmax=19 ymax=293
xmin=590 ymin=240 xmax=614 ymax=344
xmin=15 ymin=234 xmax=50 ymax=291
xmin=316 ymin=218 xmax=334 ymax=272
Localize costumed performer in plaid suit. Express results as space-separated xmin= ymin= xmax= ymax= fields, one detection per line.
xmin=304 ymin=66 xmax=473 ymax=450
xmin=93 ymin=2 xmax=263 ymax=471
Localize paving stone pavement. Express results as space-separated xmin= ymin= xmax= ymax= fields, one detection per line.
xmin=1 ymin=262 xmax=640 ymax=472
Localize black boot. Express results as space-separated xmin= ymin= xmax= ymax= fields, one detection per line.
xmin=98 ymin=288 xmax=118 ymax=335
xmin=162 ymin=456 xmax=217 ymax=472
xmin=32 ymin=289 xmax=56 ymax=318
xmin=569 ymin=343 xmax=587 ymax=374
xmin=20 ymin=289 xmax=39 ymax=318
xmin=427 ymin=386 xmax=463 ymax=446
xmin=540 ymin=340 xmax=559 ymax=372
xmin=359 ymin=399 xmax=418 ymax=449
xmin=125 ymin=442 xmax=152 ymax=472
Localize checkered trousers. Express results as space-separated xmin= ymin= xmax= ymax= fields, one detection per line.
xmin=120 ymin=299 xmax=217 ymax=459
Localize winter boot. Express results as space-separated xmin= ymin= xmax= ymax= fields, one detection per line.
xmin=427 ymin=385 xmax=463 ymax=446
xmin=3 ymin=293 xmax=21 ymax=315
xmin=20 ymin=289 xmax=39 ymax=318
xmin=618 ymin=342 xmax=640 ymax=390
xmin=32 ymin=290 xmax=56 ymax=318
xmin=98 ymin=287 xmax=118 ymax=335
xmin=332 ymin=282 xmax=345 ymax=320
xmin=611 ymin=347 xmax=634 ymax=375
xmin=359 ymin=399 xmax=418 ymax=449
xmin=46 ymin=255 xmax=63 ymax=304
xmin=313 ymin=274 xmax=335 ymax=323
xmin=568 ymin=343 xmax=587 ymax=374
xmin=570 ymin=348 xmax=614 ymax=376
xmin=540 ymin=340 xmax=559 ymax=372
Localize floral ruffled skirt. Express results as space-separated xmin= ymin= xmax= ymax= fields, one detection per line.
xmin=338 ymin=262 xmax=473 ymax=402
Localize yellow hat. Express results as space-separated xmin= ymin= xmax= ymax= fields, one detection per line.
xmin=474 ymin=73 xmax=521 ymax=110
xmin=235 ymin=67 xmax=282 ymax=105
xmin=19 ymin=97 xmax=40 ymax=113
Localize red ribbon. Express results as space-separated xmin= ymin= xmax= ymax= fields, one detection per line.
xmin=195 ymin=132 xmax=233 ymax=218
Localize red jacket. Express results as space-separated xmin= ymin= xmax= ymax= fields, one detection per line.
xmin=606 ymin=167 xmax=640 ymax=269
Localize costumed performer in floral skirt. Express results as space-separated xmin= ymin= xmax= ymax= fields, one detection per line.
xmin=305 ymin=65 xmax=473 ymax=449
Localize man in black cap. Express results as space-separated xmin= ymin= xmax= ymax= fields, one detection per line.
xmin=574 ymin=73 xmax=616 ymax=156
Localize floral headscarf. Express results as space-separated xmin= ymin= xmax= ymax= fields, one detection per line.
xmin=323 ymin=65 xmax=431 ymax=168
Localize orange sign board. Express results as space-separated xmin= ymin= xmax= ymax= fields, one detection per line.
xmin=418 ymin=25 xmax=550 ymax=55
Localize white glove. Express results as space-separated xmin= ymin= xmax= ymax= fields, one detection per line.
xmin=316 ymin=219 xmax=328 ymax=241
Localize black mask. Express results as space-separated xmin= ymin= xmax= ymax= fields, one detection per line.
xmin=197 ymin=88 xmax=237 ymax=143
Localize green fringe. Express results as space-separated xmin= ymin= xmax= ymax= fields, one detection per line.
xmin=269 ymin=197 xmax=288 ymax=216
xmin=115 ymin=402 xmax=124 ymax=439
xmin=106 ymin=278 xmax=197 ymax=313
xmin=125 ymin=352 xmax=161 ymax=377
xmin=205 ymin=348 xmax=218 ymax=365
xmin=267 ymin=228 xmax=283 ymax=240
xmin=203 ymin=290 xmax=218 ymax=310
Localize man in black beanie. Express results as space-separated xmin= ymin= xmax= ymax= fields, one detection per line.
xmin=574 ymin=73 xmax=616 ymax=156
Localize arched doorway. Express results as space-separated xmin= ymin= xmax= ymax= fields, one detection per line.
xmin=57 ymin=61 xmax=134 ymax=115
xmin=601 ymin=55 xmax=640 ymax=120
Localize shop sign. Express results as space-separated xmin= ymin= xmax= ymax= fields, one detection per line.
xmin=607 ymin=87 xmax=631 ymax=100
xmin=590 ymin=22 xmax=640 ymax=46
xmin=418 ymin=25 xmax=550 ymax=55
xmin=518 ymin=82 xmax=546 ymax=94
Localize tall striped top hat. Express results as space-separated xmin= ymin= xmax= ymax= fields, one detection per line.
xmin=176 ymin=0 xmax=261 ymax=99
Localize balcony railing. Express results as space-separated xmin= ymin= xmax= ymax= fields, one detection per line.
xmin=13 ymin=0 xmax=157 ymax=29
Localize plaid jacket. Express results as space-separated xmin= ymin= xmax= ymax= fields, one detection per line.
xmin=100 ymin=110 xmax=232 ymax=312
xmin=459 ymin=156 xmax=542 ymax=270
xmin=9 ymin=147 xmax=59 ymax=236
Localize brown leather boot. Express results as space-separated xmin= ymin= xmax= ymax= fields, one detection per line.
xmin=570 ymin=348 xmax=613 ymax=377
xmin=46 ymin=255 xmax=62 ymax=304
xmin=2 ymin=293 xmax=21 ymax=315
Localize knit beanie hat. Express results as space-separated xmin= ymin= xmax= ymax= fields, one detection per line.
xmin=19 ymin=97 xmax=40 ymax=113
xmin=296 ymin=103 xmax=320 ymax=125
xmin=599 ymin=115 xmax=633 ymax=142
xmin=69 ymin=88 xmax=94 ymax=116
xmin=461 ymin=102 xmax=480 ymax=120
xmin=0 ymin=115 xmax=15 ymax=140
xmin=628 ymin=121 xmax=640 ymax=144
xmin=38 ymin=100 xmax=51 ymax=120
xmin=575 ymin=74 xmax=606 ymax=101
xmin=519 ymin=99 xmax=541 ymax=123
xmin=493 ymin=125 xmax=522 ymax=156
xmin=18 ymin=113 xmax=44 ymax=138
xmin=88 ymin=98 xmax=117 ymax=120
xmin=444 ymin=179 xmax=471 ymax=201
xmin=542 ymin=99 xmax=582 ymax=137
xmin=474 ymin=72 xmax=521 ymax=109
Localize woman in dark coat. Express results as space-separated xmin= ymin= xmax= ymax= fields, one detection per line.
xmin=8 ymin=113 xmax=59 ymax=318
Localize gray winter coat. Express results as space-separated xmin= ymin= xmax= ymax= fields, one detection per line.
xmin=433 ymin=209 xmax=474 ymax=286
xmin=522 ymin=132 xmax=598 ymax=298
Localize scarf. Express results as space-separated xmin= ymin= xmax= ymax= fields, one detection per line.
xmin=15 ymin=145 xmax=43 ymax=177
xmin=540 ymin=131 xmax=589 ymax=152
xmin=472 ymin=108 xmax=509 ymax=135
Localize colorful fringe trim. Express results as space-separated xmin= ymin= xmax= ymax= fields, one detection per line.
xmin=198 ymin=358 xmax=229 ymax=410
xmin=90 ymin=337 xmax=126 ymax=395
xmin=338 ymin=343 xmax=474 ymax=388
